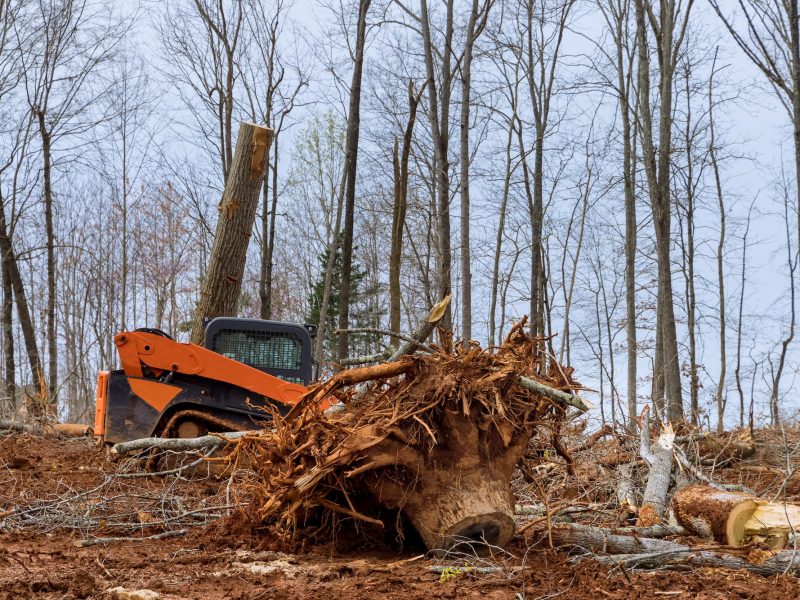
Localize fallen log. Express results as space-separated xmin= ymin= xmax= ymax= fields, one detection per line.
xmin=544 ymin=522 xmax=800 ymax=577
xmin=673 ymin=484 xmax=798 ymax=549
xmin=0 ymin=420 xmax=92 ymax=437
xmin=0 ymin=419 xmax=39 ymax=434
xmin=111 ymin=430 xmax=250 ymax=455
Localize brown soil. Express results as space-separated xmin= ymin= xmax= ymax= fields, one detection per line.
xmin=2 ymin=434 xmax=800 ymax=599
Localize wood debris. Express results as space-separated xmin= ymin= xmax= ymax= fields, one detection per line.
xmin=221 ymin=320 xmax=583 ymax=552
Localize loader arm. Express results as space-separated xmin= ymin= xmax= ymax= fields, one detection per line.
xmin=114 ymin=331 xmax=310 ymax=407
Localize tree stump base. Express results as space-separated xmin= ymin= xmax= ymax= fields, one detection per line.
xmin=361 ymin=408 xmax=528 ymax=554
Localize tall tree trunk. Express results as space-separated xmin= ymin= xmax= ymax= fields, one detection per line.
xmin=0 ymin=193 xmax=42 ymax=413
xmin=261 ymin=138 xmax=279 ymax=320
xmin=459 ymin=0 xmax=484 ymax=342
xmin=2 ymin=258 xmax=13 ymax=413
xmin=36 ymin=111 xmax=57 ymax=413
xmin=390 ymin=81 xmax=421 ymax=347
xmin=420 ymin=0 xmax=455 ymax=333
xmin=336 ymin=0 xmax=372 ymax=362
xmin=618 ymin=29 xmax=639 ymax=431
xmin=120 ymin=114 xmax=128 ymax=332
xmin=635 ymin=0 xmax=685 ymax=421
xmin=190 ymin=122 xmax=274 ymax=343
xmin=489 ymin=118 xmax=515 ymax=348
xmin=709 ymin=52 xmax=727 ymax=434
xmin=735 ymin=205 xmax=752 ymax=429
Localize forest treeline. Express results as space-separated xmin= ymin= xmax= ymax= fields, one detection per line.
xmin=0 ymin=0 xmax=796 ymax=431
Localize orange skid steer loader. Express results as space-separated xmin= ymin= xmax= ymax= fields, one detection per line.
xmin=94 ymin=318 xmax=328 ymax=444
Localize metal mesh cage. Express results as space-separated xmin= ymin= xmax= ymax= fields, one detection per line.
xmin=211 ymin=328 xmax=304 ymax=383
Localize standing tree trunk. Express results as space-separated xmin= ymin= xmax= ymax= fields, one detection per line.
xmin=390 ymin=81 xmax=421 ymax=347
xmin=709 ymin=52 xmax=727 ymax=434
xmin=635 ymin=0 xmax=689 ymax=421
xmin=190 ymin=122 xmax=274 ymax=343
xmin=36 ymin=110 xmax=57 ymax=413
xmin=523 ymin=0 xmax=574 ymax=359
xmin=336 ymin=0 xmax=372 ymax=362
xmin=678 ymin=67 xmax=700 ymax=425
xmin=261 ymin=138 xmax=280 ymax=320
xmin=420 ymin=0 xmax=455 ymax=333
xmin=489 ymin=117 xmax=516 ymax=348
xmin=459 ymin=0 xmax=490 ymax=341
xmin=1 ymin=259 xmax=13 ymax=413
xmin=735 ymin=204 xmax=753 ymax=428
xmin=0 ymin=193 xmax=43 ymax=413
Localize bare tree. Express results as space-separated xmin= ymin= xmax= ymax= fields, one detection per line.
xmin=634 ymin=0 xmax=693 ymax=421
xmin=240 ymin=0 xmax=307 ymax=320
xmin=708 ymin=50 xmax=727 ymax=433
xmin=522 ymin=0 xmax=575 ymax=350
xmin=160 ymin=0 xmax=245 ymax=182
xmin=22 ymin=0 xmax=120 ymax=412
xmin=458 ymin=0 xmax=492 ymax=341
xmin=336 ymin=0 xmax=373 ymax=362
xmin=390 ymin=81 xmax=423 ymax=346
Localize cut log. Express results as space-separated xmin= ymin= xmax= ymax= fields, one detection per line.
xmin=673 ymin=484 xmax=797 ymax=549
xmin=52 ymin=423 xmax=92 ymax=437
xmin=0 ymin=420 xmax=91 ymax=437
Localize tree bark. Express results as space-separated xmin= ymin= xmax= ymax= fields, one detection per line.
xmin=190 ymin=122 xmax=274 ymax=343
xmin=420 ymin=0 xmax=455 ymax=333
xmin=637 ymin=405 xmax=674 ymax=526
xmin=37 ymin=110 xmax=57 ymax=412
xmin=0 ymin=193 xmax=42 ymax=414
xmin=673 ymin=484 xmax=799 ymax=549
xmin=459 ymin=0 xmax=487 ymax=342
xmin=546 ymin=522 xmax=800 ymax=576
xmin=336 ymin=0 xmax=372 ymax=362
xmin=390 ymin=82 xmax=420 ymax=348
xmin=2 ymin=258 xmax=13 ymax=412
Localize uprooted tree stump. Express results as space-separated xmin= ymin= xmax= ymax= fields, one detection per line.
xmin=225 ymin=320 xmax=586 ymax=553
xmin=673 ymin=484 xmax=800 ymax=549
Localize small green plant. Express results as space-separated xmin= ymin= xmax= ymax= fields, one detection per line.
xmin=438 ymin=566 xmax=473 ymax=584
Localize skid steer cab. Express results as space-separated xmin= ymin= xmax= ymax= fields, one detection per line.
xmin=94 ymin=318 xmax=325 ymax=444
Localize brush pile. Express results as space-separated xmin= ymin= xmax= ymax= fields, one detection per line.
xmin=224 ymin=321 xmax=583 ymax=551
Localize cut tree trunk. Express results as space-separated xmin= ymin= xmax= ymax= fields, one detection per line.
xmin=673 ymin=484 xmax=798 ymax=549
xmin=190 ymin=123 xmax=274 ymax=343
xmin=637 ymin=405 xmax=674 ymax=526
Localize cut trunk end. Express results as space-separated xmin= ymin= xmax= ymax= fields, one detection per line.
xmin=674 ymin=484 xmax=798 ymax=549
xmin=401 ymin=474 xmax=516 ymax=554
xmin=435 ymin=512 xmax=516 ymax=553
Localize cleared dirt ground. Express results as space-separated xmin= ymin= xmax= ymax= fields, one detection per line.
xmin=2 ymin=434 xmax=800 ymax=599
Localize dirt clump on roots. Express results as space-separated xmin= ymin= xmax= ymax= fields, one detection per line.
xmin=221 ymin=322 xmax=579 ymax=551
